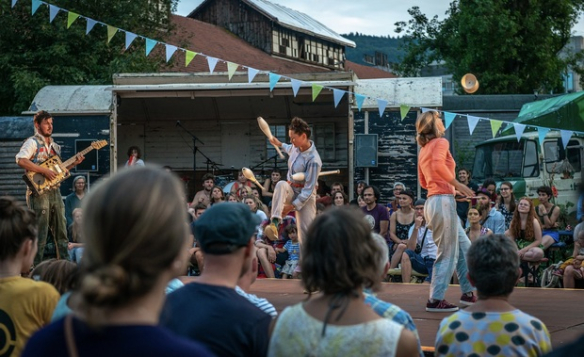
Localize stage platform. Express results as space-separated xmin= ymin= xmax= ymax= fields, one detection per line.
xmin=248 ymin=279 xmax=584 ymax=350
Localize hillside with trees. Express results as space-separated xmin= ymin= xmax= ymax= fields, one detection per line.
xmin=341 ymin=33 xmax=404 ymax=68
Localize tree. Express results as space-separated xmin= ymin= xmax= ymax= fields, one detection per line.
xmin=0 ymin=0 xmax=178 ymax=115
xmin=393 ymin=0 xmax=584 ymax=94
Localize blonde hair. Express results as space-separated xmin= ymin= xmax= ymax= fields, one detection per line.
xmin=77 ymin=166 xmax=188 ymax=324
xmin=416 ymin=111 xmax=445 ymax=147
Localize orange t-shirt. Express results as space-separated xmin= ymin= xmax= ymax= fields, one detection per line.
xmin=418 ymin=138 xmax=456 ymax=197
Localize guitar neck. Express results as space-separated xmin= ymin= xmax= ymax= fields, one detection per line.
xmin=62 ymin=146 xmax=95 ymax=168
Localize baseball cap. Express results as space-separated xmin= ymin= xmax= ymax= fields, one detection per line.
xmin=194 ymin=203 xmax=261 ymax=255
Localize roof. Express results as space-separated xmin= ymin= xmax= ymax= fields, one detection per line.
xmin=25 ymin=86 xmax=112 ymax=115
xmin=344 ymin=61 xmax=397 ymax=79
xmin=188 ymin=0 xmax=356 ymax=48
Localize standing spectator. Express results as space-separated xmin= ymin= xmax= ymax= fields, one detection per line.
xmin=361 ymin=185 xmax=389 ymax=238
xmin=475 ymin=187 xmax=506 ymax=234
xmin=496 ymin=181 xmax=517 ymax=230
xmin=23 ymin=166 xmax=212 ymax=357
xmin=389 ymin=190 xmax=416 ymax=269
xmin=125 ymin=145 xmax=144 ymax=167
xmin=0 ymin=196 xmax=60 ymax=357
xmin=64 ymin=175 xmax=87 ymax=227
xmin=268 ymin=207 xmax=418 ymax=357
xmin=190 ymin=173 xmax=215 ymax=207
xmin=455 ymin=168 xmax=479 ymax=226
xmin=505 ymin=197 xmax=545 ymax=262
xmin=536 ymin=186 xmax=562 ymax=249
xmin=435 ymin=235 xmax=551 ymax=357
xmin=162 ymin=203 xmax=272 ymax=357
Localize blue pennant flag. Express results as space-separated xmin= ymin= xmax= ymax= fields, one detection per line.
xmin=332 ymin=89 xmax=345 ymax=108
xmin=86 ymin=18 xmax=97 ymax=35
xmin=12 ymin=0 xmax=18 ymax=8
xmin=538 ymin=127 xmax=550 ymax=145
xmin=32 ymin=0 xmax=42 ymax=15
xmin=165 ymin=44 xmax=178 ymax=62
xmin=377 ymin=99 xmax=388 ymax=117
xmin=125 ymin=32 xmax=137 ymax=50
xmin=514 ymin=124 xmax=526 ymax=142
xmin=444 ymin=112 xmax=456 ymax=129
xmin=247 ymin=67 xmax=259 ymax=83
xmin=355 ymin=94 xmax=366 ymax=112
xmin=269 ymin=73 xmax=281 ymax=92
xmin=560 ymin=130 xmax=573 ymax=149
xmin=290 ymin=79 xmax=302 ymax=97
xmin=49 ymin=5 xmax=60 ymax=23
xmin=206 ymin=57 xmax=218 ymax=74
xmin=145 ymin=38 xmax=157 ymax=56
xmin=467 ymin=115 xmax=480 ymax=135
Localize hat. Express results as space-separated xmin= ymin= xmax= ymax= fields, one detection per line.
xmin=400 ymin=189 xmax=416 ymax=202
xmin=414 ymin=198 xmax=426 ymax=206
xmin=194 ymin=203 xmax=261 ymax=255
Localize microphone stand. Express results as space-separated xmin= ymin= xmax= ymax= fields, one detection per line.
xmin=250 ymin=154 xmax=280 ymax=171
xmin=176 ymin=121 xmax=205 ymax=173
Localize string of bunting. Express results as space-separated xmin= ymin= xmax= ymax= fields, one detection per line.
xmin=11 ymin=0 xmax=583 ymax=149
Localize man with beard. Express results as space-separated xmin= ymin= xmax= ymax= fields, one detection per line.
xmin=455 ymin=168 xmax=478 ymax=226
xmin=361 ymin=185 xmax=389 ymax=238
xmin=16 ymin=110 xmax=84 ymax=265
xmin=191 ymin=173 xmax=215 ymax=207
xmin=474 ymin=188 xmax=505 ymax=234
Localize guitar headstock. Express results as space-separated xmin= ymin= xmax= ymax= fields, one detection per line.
xmin=92 ymin=140 xmax=108 ymax=150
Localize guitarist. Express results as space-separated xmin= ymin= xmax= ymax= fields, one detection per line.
xmin=15 ymin=110 xmax=84 ymax=266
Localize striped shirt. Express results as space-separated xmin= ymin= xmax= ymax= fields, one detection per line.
xmin=235 ymin=286 xmax=277 ymax=318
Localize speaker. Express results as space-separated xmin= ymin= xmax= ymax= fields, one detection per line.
xmin=74 ymin=139 xmax=99 ymax=172
xmin=355 ymin=134 xmax=378 ymax=167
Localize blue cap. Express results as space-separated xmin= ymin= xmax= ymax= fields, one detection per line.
xmin=194 ymin=203 xmax=261 ymax=255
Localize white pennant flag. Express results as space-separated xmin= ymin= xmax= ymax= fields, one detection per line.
xmin=247 ymin=67 xmax=259 ymax=83
xmin=514 ymin=124 xmax=526 ymax=142
xmin=467 ymin=115 xmax=480 ymax=135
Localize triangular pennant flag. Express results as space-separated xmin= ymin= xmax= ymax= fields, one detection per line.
xmin=332 ymin=89 xmax=345 ymax=108
xmin=490 ymin=120 xmax=503 ymax=138
xmin=145 ymin=39 xmax=157 ymax=56
xmin=269 ymin=73 xmax=281 ymax=92
xmin=106 ymin=25 xmax=118 ymax=44
xmin=355 ymin=94 xmax=366 ymax=112
xmin=86 ymin=18 xmax=97 ymax=35
xmin=32 ymin=0 xmax=42 ymax=15
xmin=12 ymin=0 xmax=17 ymax=8
xmin=377 ymin=99 xmax=388 ymax=117
xmin=467 ymin=115 xmax=480 ymax=135
xmin=290 ymin=79 xmax=302 ymax=97
xmin=421 ymin=107 xmax=430 ymax=113
xmin=206 ymin=57 xmax=219 ymax=74
xmin=247 ymin=67 xmax=258 ymax=83
xmin=400 ymin=105 xmax=410 ymax=121
xmin=227 ymin=62 xmax=238 ymax=80
xmin=444 ymin=111 xmax=456 ymax=129
xmin=312 ymin=84 xmax=323 ymax=101
xmin=560 ymin=130 xmax=573 ymax=149
xmin=185 ymin=50 xmax=197 ymax=67
xmin=49 ymin=5 xmax=60 ymax=23
xmin=538 ymin=127 xmax=550 ymax=145
xmin=67 ymin=12 xmax=79 ymax=29
xmin=165 ymin=44 xmax=178 ymax=62
xmin=514 ymin=124 xmax=526 ymax=142
xmin=125 ymin=32 xmax=137 ymax=50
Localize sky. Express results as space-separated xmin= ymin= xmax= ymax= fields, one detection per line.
xmin=175 ymin=0 xmax=584 ymax=37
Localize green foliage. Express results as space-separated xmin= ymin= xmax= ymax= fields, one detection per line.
xmin=341 ymin=33 xmax=404 ymax=66
xmin=0 ymin=0 xmax=178 ymax=115
xmin=393 ymin=1 xmax=584 ymax=94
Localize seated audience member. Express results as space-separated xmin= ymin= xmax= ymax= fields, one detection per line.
xmin=256 ymin=217 xmax=295 ymax=278
xmin=316 ymin=202 xmax=326 ymax=215
xmin=366 ymin=233 xmax=423 ymax=356
xmin=261 ymin=169 xmax=282 ymax=206
xmin=505 ymin=197 xmax=545 ymax=262
xmin=536 ymin=186 xmax=562 ymax=249
xmin=455 ymin=168 xmax=478 ymax=226
xmin=30 ymin=259 xmax=77 ymax=295
xmin=474 ymin=188 xmax=506 ymax=234
xmin=275 ymin=224 xmax=300 ymax=279
xmin=496 ymin=181 xmax=517 ymax=230
xmin=0 ymin=196 xmax=60 ymax=357
xmin=125 ymin=145 xmax=145 ymax=167
xmin=435 ymin=235 xmax=552 ymax=357
xmin=231 ymin=170 xmax=254 ymax=195
xmin=349 ymin=180 xmax=366 ymax=205
xmin=162 ymin=203 xmax=272 ymax=357
xmin=64 ymin=175 xmax=87 ymax=227
xmin=190 ymin=173 xmax=215 ymax=208
xmin=236 ymin=246 xmax=277 ymax=318
xmin=466 ymin=207 xmax=492 ymax=243
xmin=481 ymin=178 xmax=497 ymax=197
xmin=226 ymin=192 xmax=240 ymax=203
xmin=562 ymin=224 xmax=584 ymax=289
xmin=67 ymin=207 xmax=84 ymax=263
xmin=332 ymin=191 xmax=349 ymax=207
xmin=210 ymin=185 xmax=225 ymax=206
xmin=401 ymin=199 xmax=437 ymax=284
xmin=361 ymin=185 xmax=389 ymax=238
xmin=23 ymin=167 xmax=212 ymax=357
xmin=268 ymin=206 xmax=418 ymax=357
xmin=389 ymin=190 xmax=416 ymax=269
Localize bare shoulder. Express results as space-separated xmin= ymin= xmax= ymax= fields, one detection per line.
xmin=395 ymin=328 xmax=419 ymax=357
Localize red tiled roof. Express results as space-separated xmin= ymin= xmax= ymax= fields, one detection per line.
xmin=344 ymin=61 xmax=397 ymax=79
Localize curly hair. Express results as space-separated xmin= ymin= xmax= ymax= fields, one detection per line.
xmin=33 ymin=110 xmax=52 ymax=125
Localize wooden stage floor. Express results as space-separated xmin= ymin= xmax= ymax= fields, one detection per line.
xmin=248 ymin=279 xmax=584 ymax=349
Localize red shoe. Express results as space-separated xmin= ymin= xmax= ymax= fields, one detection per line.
xmin=459 ymin=292 xmax=477 ymax=306
xmin=426 ymin=299 xmax=459 ymax=312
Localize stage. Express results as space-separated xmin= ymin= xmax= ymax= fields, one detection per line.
xmin=248 ymin=279 xmax=584 ymax=350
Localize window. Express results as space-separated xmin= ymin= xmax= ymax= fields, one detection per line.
xmin=313 ymin=123 xmax=335 ymax=161
xmin=522 ymin=140 xmax=539 ymax=178
xmin=266 ymin=125 xmax=288 ymax=159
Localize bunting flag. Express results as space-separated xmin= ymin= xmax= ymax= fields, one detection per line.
xmin=467 ymin=115 xmax=480 ymax=135
xmin=355 ymin=94 xmax=366 ymax=112
xmin=12 ymin=0 xmax=17 ymax=8
xmin=332 ymin=89 xmax=345 ymax=108
xmin=560 ymin=130 xmax=573 ymax=149
xmin=400 ymin=105 xmax=410 ymax=121
xmin=269 ymin=73 xmax=281 ymax=91
xmin=444 ymin=112 xmax=456 ymax=129
xmin=67 ymin=12 xmax=79 ymax=29
xmin=106 ymin=25 xmax=118 ymax=44
xmin=32 ymin=0 xmax=42 ymax=15
xmin=185 ymin=50 xmax=197 ymax=67
xmin=514 ymin=124 xmax=526 ymax=142
xmin=377 ymin=99 xmax=388 ymax=117
xmin=49 ymin=5 xmax=60 ymax=23
xmin=290 ymin=79 xmax=302 ymax=97
xmin=538 ymin=127 xmax=550 ymax=145
xmin=247 ymin=67 xmax=258 ymax=83
xmin=206 ymin=57 xmax=218 ymax=74
xmin=145 ymin=38 xmax=157 ymax=56
xmin=227 ymin=62 xmax=238 ymax=80
xmin=165 ymin=44 xmax=178 ymax=62
xmin=312 ymin=84 xmax=323 ymax=101
xmin=125 ymin=32 xmax=137 ymax=50
xmin=86 ymin=18 xmax=97 ymax=35
xmin=490 ymin=120 xmax=503 ymax=138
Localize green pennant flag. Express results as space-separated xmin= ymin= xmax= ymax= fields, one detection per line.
xmin=490 ymin=119 xmax=503 ymax=138
xmin=312 ymin=84 xmax=323 ymax=102
xmin=400 ymin=104 xmax=410 ymax=121
xmin=227 ymin=62 xmax=238 ymax=80
xmin=67 ymin=12 xmax=79 ymax=29
xmin=107 ymin=25 xmax=118 ymax=44
xmin=185 ymin=50 xmax=197 ymax=67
